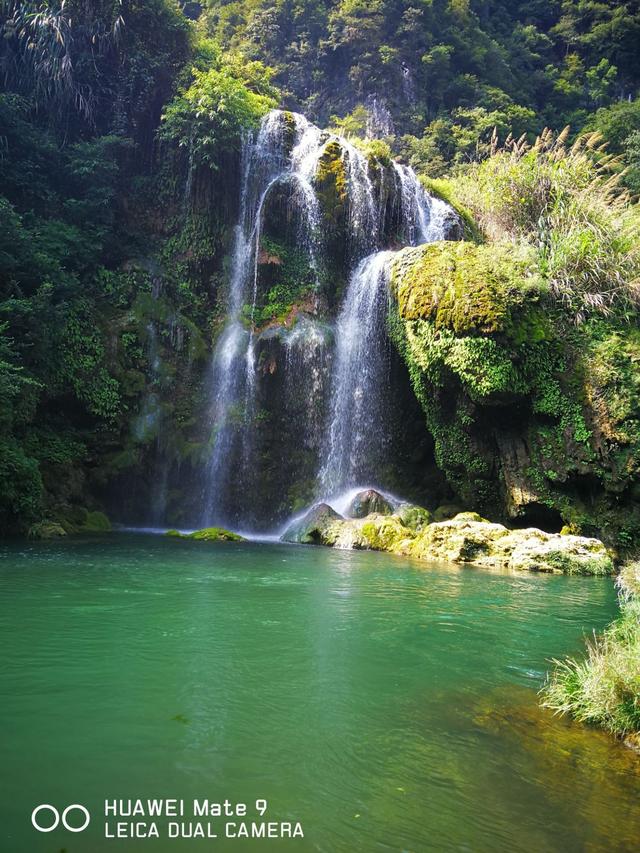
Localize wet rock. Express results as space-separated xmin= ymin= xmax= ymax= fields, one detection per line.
xmin=440 ymin=207 xmax=465 ymax=241
xmin=346 ymin=489 xmax=393 ymax=519
xmin=433 ymin=504 xmax=464 ymax=522
xmin=323 ymin=513 xmax=414 ymax=552
xmin=410 ymin=514 xmax=614 ymax=575
xmin=280 ymin=503 xmax=344 ymax=544
xmin=396 ymin=503 xmax=431 ymax=531
xmin=165 ymin=527 xmax=244 ymax=542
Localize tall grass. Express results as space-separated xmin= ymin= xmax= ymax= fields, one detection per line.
xmin=541 ymin=561 xmax=640 ymax=738
xmin=450 ymin=128 xmax=640 ymax=323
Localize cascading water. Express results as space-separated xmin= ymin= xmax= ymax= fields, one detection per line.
xmin=200 ymin=108 xmax=456 ymax=529
xmin=318 ymin=162 xmax=450 ymax=503
xmin=202 ymin=111 xmax=376 ymax=525
xmin=318 ymin=251 xmax=396 ymax=495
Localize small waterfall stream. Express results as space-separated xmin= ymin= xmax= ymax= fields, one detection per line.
xmin=202 ymin=112 xmax=324 ymax=524
xmin=200 ymin=109 xmax=455 ymax=529
xmin=318 ymin=165 xmax=450 ymax=503
xmin=318 ymin=250 xmax=396 ymax=495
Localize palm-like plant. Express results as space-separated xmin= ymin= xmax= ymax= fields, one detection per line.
xmin=1 ymin=0 xmax=124 ymax=123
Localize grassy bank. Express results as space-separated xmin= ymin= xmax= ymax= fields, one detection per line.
xmin=542 ymin=561 xmax=640 ymax=747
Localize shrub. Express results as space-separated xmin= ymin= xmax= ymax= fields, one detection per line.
xmin=160 ymin=67 xmax=277 ymax=166
xmin=450 ymin=128 xmax=640 ymax=323
xmin=541 ymin=561 xmax=640 ymax=738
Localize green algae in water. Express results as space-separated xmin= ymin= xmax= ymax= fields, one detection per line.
xmin=0 ymin=534 xmax=638 ymax=852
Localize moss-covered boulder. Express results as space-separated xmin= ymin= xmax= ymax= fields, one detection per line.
xmin=389 ymin=240 xmax=640 ymax=550
xmin=190 ymin=527 xmax=243 ymax=542
xmin=82 ymin=511 xmax=111 ymax=532
xmin=410 ymin=514 xmax=613 ymax=575
xmin=396 ymin=503 xmax=431 ymax=531
xmin=281 ymin=503 xmax=343 ymax=544
xmin=28 ymin=521 xmax=67 ymax=539
xmin=346 ymin=489 xmax=393 ymax=518
xmin=433 ymin=504 xmax=465 ymax=522
xmin=287 ymin=503 xmax=612 ymax=575
xmin=314 ymin=140 xmax=348 ymax=227
xmin=165 ymin=527 xmax=244 ymax=542
xmin=325 ymin=513 xmax=414 ymax=552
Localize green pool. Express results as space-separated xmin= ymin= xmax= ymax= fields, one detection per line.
xmin=1 ymin=534 xmax=639 ymax=852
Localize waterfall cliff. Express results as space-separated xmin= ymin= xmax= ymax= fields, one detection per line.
xmin=198 ymin=109 xmax=457 ymax=531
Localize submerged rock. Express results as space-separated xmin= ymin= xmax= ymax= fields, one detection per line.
xmin=165 ymin=527 xmax=244 ymax=542
xmin=280 ymin=503 xmax=344 ymax=544
xmin=346 ymin=489 xmax=393 ymax=518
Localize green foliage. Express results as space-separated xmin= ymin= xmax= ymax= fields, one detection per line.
xmin=247 ymin=237 xmax=317 ymax=327
xmin=160 ymin=64 xmax=277 ymax=166
xmin=200 ymin=0 xmax=640 ymax=170
xmin=542 ymin=561 xmax=640 ymax=738
xmin=447 ymin=130 xmax=640 ymax=323
xmin=0 ymin=436 xmax=43 ymax=533
xmin=82 ymin=510 xmax=112 ymax=532
xmin=0 ymin=0 xmax=192 ymax=141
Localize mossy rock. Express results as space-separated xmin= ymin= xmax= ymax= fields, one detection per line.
xmin=82 ymin=511 xmax=112 ymax=532
xmin=410 ymin=516 xmax=614 ymax=575
xmin=396 ymin=503 xmax=432 ymax=531
xmin=346 ymin=489 xmax=393 ymax=519
xmin=360 ymin=515 xmax=414 ymax=552
xmin=189 ymin=527 xmax=244 ymax=542
xmin=433 ymin=504 xmax=465 ymax=522
xmin=391 ymin=241 xmax=546 ymax=338
xmin=314 ymin=139 xmax=348 ymax=226
xmin=281 ymin=503 xmax=343 ymax=545
xmin=28 ymin=521 xmax=67 ymax=540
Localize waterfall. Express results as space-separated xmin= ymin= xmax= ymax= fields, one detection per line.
xmin=200 ymin=108 xmax=455 ymax=529
xmin=201 ymin=112 xmax=327 ymax=525
xmin=318 ymin=251 xmax=396 ymax=495
xmin=318 ymin=164 xmax=449 ymax=502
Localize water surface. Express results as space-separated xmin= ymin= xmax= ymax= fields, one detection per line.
xmin=1 ymin=534 xmax=638 ymax=852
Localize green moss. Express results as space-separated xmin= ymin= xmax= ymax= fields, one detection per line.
xmin=314 ymin=140 xmax=348 ymax=225
xmin=189 ymin=527 xmax=244 ymax=542
xmin=396 ymin=504 xmax=431 ymax=531
xmin=391 ymin=241 xmax=544 ymax=336
xmin=360 ymin=515 xmax=413 ymax=552
xmin=423 ymin=178 xmax=483 ymax=242
xmin=82 ymin=511 xmax=112 ymax=532
xmin=249 ymin=236 xmax=317 ymax=327
xmin=387 ymin=241 xmax=623 ymax=530
xmin=28 ymin=521 xmax=67 ymax=539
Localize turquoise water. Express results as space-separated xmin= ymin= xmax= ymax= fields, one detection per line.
xmin=1 ymin=534 xmax=639 ymax=852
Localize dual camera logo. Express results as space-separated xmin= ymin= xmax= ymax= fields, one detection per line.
xmin=31 ymin=804 xmax=90 ymax=833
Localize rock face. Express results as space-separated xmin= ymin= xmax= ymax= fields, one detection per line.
xmin=409 ymin=514 xmax=613 ymax=575
xmin=346 ymin=489 xmax=393 ymax=518
xmin=389 ymin=240 xmax=640 ymax=548
xmin=285 ymin=502 xmax=614 ymax=576
xmin=281 ymin=503 xmax=344 ymax=544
